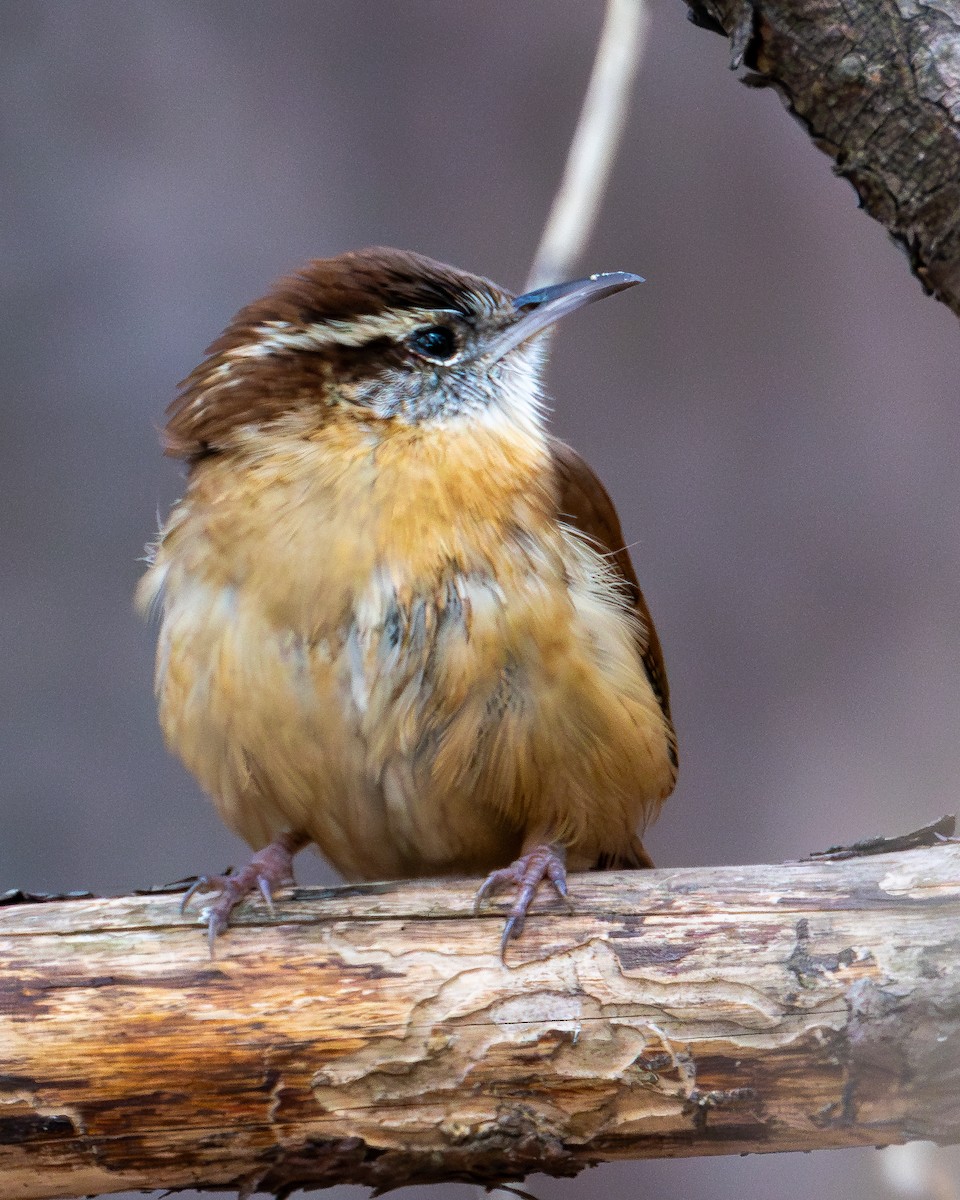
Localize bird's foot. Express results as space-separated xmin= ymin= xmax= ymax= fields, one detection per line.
xmin=474 ymin=842 xmax=572 ymax=956
xmin=180 ymin=831 xmax=307 ymax=956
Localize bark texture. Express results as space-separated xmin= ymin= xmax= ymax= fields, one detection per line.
xmin=684 ymin=0 xmax=960 ymax=318
xmin=2 ymin=843 xmax=960 ymax=1199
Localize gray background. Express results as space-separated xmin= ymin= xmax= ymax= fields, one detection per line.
xmin=3 ymin=2 xmax=959 ymax=1198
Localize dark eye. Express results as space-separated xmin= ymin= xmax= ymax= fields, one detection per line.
xmin=407 ymin=324 xmax=459 ymax=362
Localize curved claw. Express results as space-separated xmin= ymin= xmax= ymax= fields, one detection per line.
xmin=180 ymin=832 xmax=309 ymax=956
xmin=256 ymin=875 xmax=276 ymax=916
xmin=208 ymin=912 xmax=220 ymax=960
xmin=472 ymin=867 xmax=517 ymax=914
xmin=180 ymin=875 xmax=212 ymax=915
xmin=546 ymin=864 xmax=573 ymax=911
xmin=500 ymin=914 xmax=521 ymax=955
xmin=474 ymin=842 xmax=572 ymax=958
xmin=205 ymin=882 xmax=245 ymax=959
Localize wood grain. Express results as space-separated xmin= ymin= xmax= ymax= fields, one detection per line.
xmin=2 ymin=845 xmax=960 ymax=1198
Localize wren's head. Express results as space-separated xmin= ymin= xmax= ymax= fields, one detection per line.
xmin=165 ymin=247 xmax=642 ymax=459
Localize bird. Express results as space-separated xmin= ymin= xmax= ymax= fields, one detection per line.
xmin=137 ymin=247 xmax=678 ymax=954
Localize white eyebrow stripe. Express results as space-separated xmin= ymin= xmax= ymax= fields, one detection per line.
xmin=227 ymin=309 xmax=462 ymax=358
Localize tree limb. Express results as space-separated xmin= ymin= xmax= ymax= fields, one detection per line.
xmin=3 ymin=840 xmax=960 ymax=1198
xmin=683 ymin=0 xmax=960 ymax=320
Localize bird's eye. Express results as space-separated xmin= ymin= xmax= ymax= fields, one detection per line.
xmin=407 ymin=324 xmax=460 ymax=363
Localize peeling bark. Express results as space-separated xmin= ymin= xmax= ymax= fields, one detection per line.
xmin=684 ymin=0 xmax=960 ymax=319
xmin=2 ymin=844 xmax=960 ymax=1198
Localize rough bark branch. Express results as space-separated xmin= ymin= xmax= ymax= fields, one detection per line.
xmin=683 ymin=0 xmax=960 ymax=319
xmin=3 ymin=841 xmax=960 ymax=1200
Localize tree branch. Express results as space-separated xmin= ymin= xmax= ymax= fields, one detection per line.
xmin=3 ymin=840 xmax=960 ymax=1199
xmin=684 ymin=0 xmax=960 ymax=320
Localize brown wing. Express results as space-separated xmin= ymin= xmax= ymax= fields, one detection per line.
xmin=549 ymin=436 xmax=676 ymax=739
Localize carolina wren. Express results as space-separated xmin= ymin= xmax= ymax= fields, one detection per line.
xmin=138 ymin=248 xmax=677 ymax=952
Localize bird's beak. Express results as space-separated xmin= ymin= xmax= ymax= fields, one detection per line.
xmin=484 ymin=271 xmax=644 ymax=364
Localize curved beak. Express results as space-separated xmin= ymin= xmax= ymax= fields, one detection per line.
xmin=484 ymin=271 xmax=644 ymax=364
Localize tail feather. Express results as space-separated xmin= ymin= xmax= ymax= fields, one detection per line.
xmin=594 ymin=837 xmax=655 ymax=871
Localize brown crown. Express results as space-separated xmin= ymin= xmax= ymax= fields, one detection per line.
xmin=164 ymin=247 xmax=511 ymax=460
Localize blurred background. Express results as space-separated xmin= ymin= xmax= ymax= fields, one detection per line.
xmin=2 ymin=2 xmax=959 ymax=1198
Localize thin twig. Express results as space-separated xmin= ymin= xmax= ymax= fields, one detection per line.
xmin=526 ymin=0 xmax=650 ymax=291
xmin=801 ymin=815 xmax=956 ymax=862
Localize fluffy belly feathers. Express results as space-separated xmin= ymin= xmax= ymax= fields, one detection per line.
xmin=140 ymin=430 xmax=675 ymax=881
